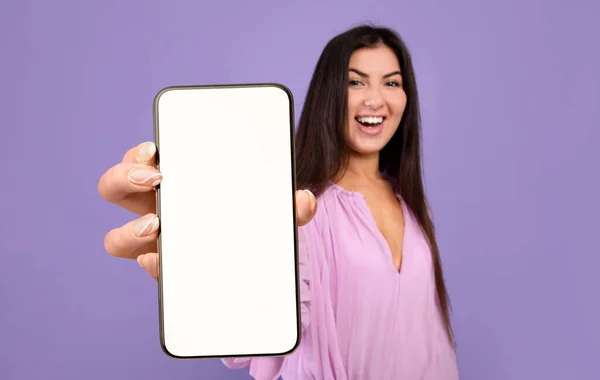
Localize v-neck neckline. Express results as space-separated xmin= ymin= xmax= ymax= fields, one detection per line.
xmin=329 ymin=182 xmax=407 ymax=274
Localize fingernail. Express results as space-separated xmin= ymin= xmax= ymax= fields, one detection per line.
xmin=137 ymin=142 xmax=156 ymax=162
xmin=133 ymin=215 xmax=159 ymax=237
xmin=128 ymin=168 xmax=162 ymax=186
xmin=137 ymin=254 xmax=145 ymax=268
xmin=303 ymin=189 xmax=316 ymax=213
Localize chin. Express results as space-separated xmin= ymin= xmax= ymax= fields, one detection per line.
xmin=347 ymin=139 xmax=389 ymax=156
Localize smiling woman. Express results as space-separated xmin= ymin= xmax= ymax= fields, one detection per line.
xmin=221 ymin=25 xmax=459 ymax=379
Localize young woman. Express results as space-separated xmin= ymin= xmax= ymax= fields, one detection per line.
xmin=98 ymin=25 xmax=459 ymax=380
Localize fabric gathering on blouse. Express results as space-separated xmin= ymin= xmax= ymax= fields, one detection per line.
xmin=222 ymin=183 xmax=459 ymax=380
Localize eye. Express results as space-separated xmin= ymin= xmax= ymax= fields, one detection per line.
xmin=349 ymin=80 xmax=364 ymax=87
xmin=386 ymin=81 xmax=401 ymax=87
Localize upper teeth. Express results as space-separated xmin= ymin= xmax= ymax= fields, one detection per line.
xmin=358 ymin=116 xmax=383 ymax=124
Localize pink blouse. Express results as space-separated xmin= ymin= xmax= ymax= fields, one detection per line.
xmin=222 ymin=184 xmax=459 ymax=379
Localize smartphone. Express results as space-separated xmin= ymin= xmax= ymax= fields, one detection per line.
xmin=153 ymin=83 xmax=300 ymax=359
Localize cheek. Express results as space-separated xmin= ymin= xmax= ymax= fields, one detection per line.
xmin=385 ymin=97 xmax=407 ymax=136
xmin=389 ymin=94 xmax=407 ymax=117
xmin=345 ymin=98 xmax=362 ymax=136
xmin=346 ymin=95 xmax=362 ymax=118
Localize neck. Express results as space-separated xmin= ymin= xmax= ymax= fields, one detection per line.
xmin=338 ymin=151 xmax=382 ymax=183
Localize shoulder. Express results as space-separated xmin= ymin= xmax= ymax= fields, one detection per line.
xmin=309 ymin=183 xmax=347 ymax=223
xmin=299 ymin=183 xmax=356 ymax=237
xmin=297 ymin=184 xmax=339 ymax=235
xmin=297 ymin=185 xmax=342 ymax=263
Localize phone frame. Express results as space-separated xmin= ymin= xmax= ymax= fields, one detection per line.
xmin=152 ymin=83 xmax=302 ymax=360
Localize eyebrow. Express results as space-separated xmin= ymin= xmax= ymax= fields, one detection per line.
xmin=349 ymin=68 xmax=402 ymax=78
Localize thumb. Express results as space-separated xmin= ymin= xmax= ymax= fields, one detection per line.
xmin=296 ymin=189 xmax=317 ymax=226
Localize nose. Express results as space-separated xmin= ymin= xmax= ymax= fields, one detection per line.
xmin=363 ymin=87 xmax=384 ymax=109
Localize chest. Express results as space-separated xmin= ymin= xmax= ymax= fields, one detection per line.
xmin=362 ymin=190 xmax=405 ymax=271
xmin=326 ymin=186 xmax=406 ymax=273
xmin=321 ymin=191 xmax=436 ymax=310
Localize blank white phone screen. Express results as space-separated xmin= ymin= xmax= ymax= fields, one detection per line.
xmin=154 ymin=84 xmax=300 ymax=359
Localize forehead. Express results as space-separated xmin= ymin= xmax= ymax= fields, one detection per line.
xmin=348 ymin=45 xmax=401 ymax=74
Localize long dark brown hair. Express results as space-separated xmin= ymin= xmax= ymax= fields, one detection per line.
xmin=294 ymin=24 xmax=454 ymax=344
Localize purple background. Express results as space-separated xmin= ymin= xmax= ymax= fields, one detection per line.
xmin=1 ymin=0 xmax=598 ymax=379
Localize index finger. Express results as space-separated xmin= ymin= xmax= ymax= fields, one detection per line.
xmin=123 ymin=141 xmax=157 ymax=166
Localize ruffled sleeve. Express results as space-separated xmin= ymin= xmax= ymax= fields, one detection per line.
xmin=220 ymin=223 xmax=315 ymax=380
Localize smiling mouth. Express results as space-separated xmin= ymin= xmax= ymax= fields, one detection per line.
xmin=355 ymin=116 xmax=385 ymax=127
